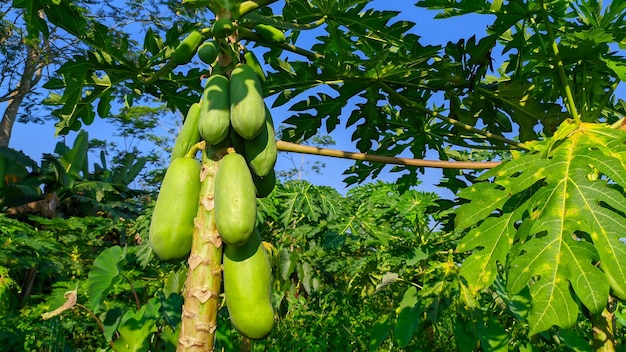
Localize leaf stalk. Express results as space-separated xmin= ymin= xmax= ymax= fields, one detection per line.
xmin=538 ymin=0 xmax=581 ymax=123
xmin=380 ymin=82 xmax=530 ymax=150
xmin=276 ymin=140 xmax=500 ymax=169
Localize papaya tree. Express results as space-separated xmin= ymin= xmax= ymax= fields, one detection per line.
xmin=22 ymin=0 xmax=626 ymax=350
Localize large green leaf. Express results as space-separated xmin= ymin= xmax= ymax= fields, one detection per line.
xmin=88 ymin=245 xmax=126 ymax=313
xmin=457 ymin=214 xmax=518 ymax=292
xmin=59 ymin=130 xmax=88 ymax=178
xmin=394 ymin=286 xmax=421 ymax=348
xmin=455 ymin=120 xmax=626 ymax=334
xmin=368 ymin=315 xmax=391 ymax=352
xmin=112 ymin=297 xmax=160 ymax=352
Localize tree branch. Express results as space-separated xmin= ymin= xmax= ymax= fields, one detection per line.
xmin=0 ymin=42 xmax=40 ymax=147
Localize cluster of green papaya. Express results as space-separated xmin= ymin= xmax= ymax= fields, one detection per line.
xmin=201 ymin=60 xmax=278 ymax=201
xmin=207 ymin=59 xmax=277 ymax=340
xmin=148 ymin=39 xmax=278 ymax=339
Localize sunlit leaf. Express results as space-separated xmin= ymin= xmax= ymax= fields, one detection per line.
xmin=394 ymin=286 xmax=420 ymax=347
xmin=456 ymin=121 xmax=626 ymax=334
xmin=88 ymin=245 xmax=126 ymax=313
xmin=112 ymin=298 xmax=160 ymax=352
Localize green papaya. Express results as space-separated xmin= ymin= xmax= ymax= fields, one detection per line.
xmin=212 ymin=18 xmax=234 ymax=38
xmin=149 ymin=157 xmax=200 ymax=261
xmin=243 ymin=50 xmax=265 ymax=82
xmin=215 ymin=152 xmax=257 ymax=246
xmin=254 ymin=24 xmax=286 ymax=43
xmin=230 ymin=64 xmax=266 ymax=139
xmin=173 ymin=30 xmax=204 ymax=65
xmin=252 ymin=169 xmax=275 ymax=198
xmin=197 ymin=40 xmax=219 ymax=65
xmin=244 ymin=107 xmax=276 ymax=177
xmin=223 ymin=229 xmax=274 ymax=339
xmin=199 ymin=74 xmax=230 ymax=145
xmin=170 ymin=103 xmax=202 ymax=162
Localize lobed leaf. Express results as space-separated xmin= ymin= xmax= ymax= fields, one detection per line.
xmin=456 ymin=120 xmax=626 ymax=334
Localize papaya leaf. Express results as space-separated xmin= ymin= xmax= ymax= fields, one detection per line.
xmin=406 ymin=248 xmax=429 ymax=266
xmin=163 ymin=267 xmax=187 ymax=297
xmin=135 ymin=243 xmax=152 ymax=268
xmin=457 ymin=214 xmax=518 ymax=292
xmin=88 ymin=245 xmax=126 ymax=313
xmin=456 ymin=120 xmax=626 ymax=334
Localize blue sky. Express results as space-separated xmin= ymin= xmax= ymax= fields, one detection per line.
xmin=7 ymin=1 xmax=625 ymax=196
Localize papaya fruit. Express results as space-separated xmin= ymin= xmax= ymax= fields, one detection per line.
xmin=243 ymin=50 xmax=265 ymax=82
xmin=199 ymin=74 xmax=230 ymax=145
xmin=170 ymin=103 xmax=202 ymax=162
xmin=244 ymin=107 xmax=276 ymax=177
xmin=215 ymin=152 xmax=257 ymax=246
xmin=252 ymin=169 xmax=276 ymax=198
xmin=254 ymin=24 xmax=286 ymax=43
xmin=173 ymin=30 xmax=204 ymax=65
xmin=230 ymin=64 xmax=266 ymax=139
xmin=149 ymin=157 xmax=200 ymax=261
xmin=223 ymin=229 xmax=274 ymax=339
xmin=212 ymin=18 xmax=234 ymax=38
xmin=197 ymin=40 xmax=219 ymax=65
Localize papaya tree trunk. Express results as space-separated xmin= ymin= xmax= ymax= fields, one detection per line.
xmin=177 ymin=152 xmax=223 ymax=351
xmin=591 ymin=302 xmax=616 ymax=352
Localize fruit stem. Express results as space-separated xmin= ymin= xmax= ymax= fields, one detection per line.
xmin=140 ymin=59 xmax=177 ymax=84
xmin=177 ymin=149 xmax=223 ymax=352
xmin=243 ymin=12 xmax=327 ymax=30
xmin=538 ymin=0 xmax=581 ymax=124
xmin=238 ymin=27 xmax=323 ymax=60
xmin=185 ymin=141 xmax=207 ymax=159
